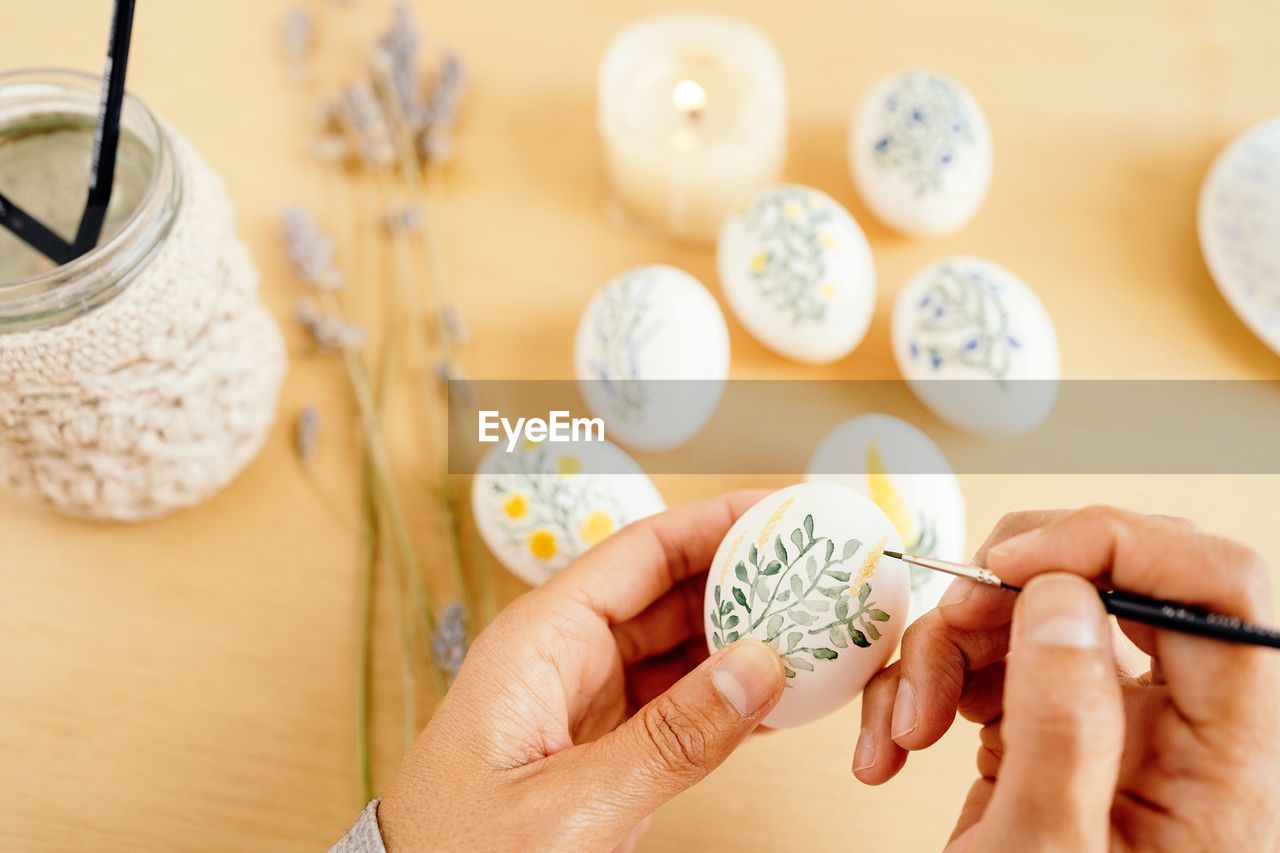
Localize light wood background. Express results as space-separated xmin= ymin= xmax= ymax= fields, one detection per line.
xmin=3 ymin=1 xmax=1279 ymax=850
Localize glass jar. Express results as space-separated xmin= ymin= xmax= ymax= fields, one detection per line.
xmin=0 ymin=69 xmax=286 ymax=520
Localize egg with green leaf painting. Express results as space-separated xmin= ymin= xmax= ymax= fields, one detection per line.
xmin=703 ymin=482 xmax=909 ymax=728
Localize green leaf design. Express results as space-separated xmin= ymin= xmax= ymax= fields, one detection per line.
xmin=859 ymin=583 xmax=872 ymax=604
xmin=712 ymin=634 xmax=724 ymax=649
xmin=827 ymin=570 xmax=851 ymax=583
xmin=789 ymin=609 xmax=814 ymax=626
xmin=791 ymin=528 xmax=804 ymax=550
xmin=842 ymin=539 xmax=862 ymax=561
xmin=816 ymin=585 xmax=843 ymax=600
xmin=775 ymin=536 xmax=788 ymax=563
xmin=710 ymin=610 xmax=722 ymax=629
xmin=732 ymin=588 xmax=748 ymax=608
xmin=804 ymin=514 xmax=815 ymax=539
xmin=753 ymin=577 xmax=771 ymax=601
xmin=805 ymin=555 xmax=818 ymax=582
xmin=848 ymin=628 xmax=869 ymax=648
xmin=829 ymin=625 xmax=847 ymax=648
xmin=835 ymin=598 xmax=850 ymax=620
xmin=865 ymin=622 xmax=881 ymax=641
xmin=727 ymin=631 xmax=741 ymax=642
xmin=783 ymin=666 xmax=797 ymax=678
xmin=735 ymin=562 xmax=749 ymax=583
xmin=724 ymin=614 xmax=739 ymax=629
xmin=766 ymin=613 xmax=784 ymax=638
xmin=789 ymin=575 xmax=804 ymax=598
xmin=786 ymin=632 xmax=802 ymax=652
xmin=720 ymin=600 xmax=733 ymax=616
xmin=787 ymin=657 xmax=815 ymax=672
xmin=824 ymin=540 xmax=835 ymax=562
xmin=763 ymin=560 xmax=782 ymax=576
xmin=812 ymin=648 xmax=838 ymax=660
xmin=749 ymin=543 xmax=759 ymax=565
xmin=714 ymin=586 xmax=722 ymax=605
xmin=868 ymin=609 xmax=891 ymax=622
xmin=777 ymin=590 xmax=791 ymax=603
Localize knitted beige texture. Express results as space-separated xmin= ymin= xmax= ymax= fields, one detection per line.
xmin=0 ymin=128 xmax=286 ymax=521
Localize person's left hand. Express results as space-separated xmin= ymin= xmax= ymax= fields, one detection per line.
xmin=377 ymin=492 xmax=787 ymax=852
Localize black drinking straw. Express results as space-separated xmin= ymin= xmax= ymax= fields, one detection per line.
xmin=71 ymin=0 xmax=137 ymax=256
xmin=0 ymin=190 xmax=75 ymax=264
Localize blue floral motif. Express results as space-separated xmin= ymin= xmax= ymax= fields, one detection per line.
xmin=872 ymin=72 xmax=976 ymax=196
xmin=908 ymin=264 xmax=1018 ymax=379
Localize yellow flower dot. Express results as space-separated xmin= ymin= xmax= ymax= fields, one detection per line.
xmin=557 ymin=455 xmax=581 ymax=476
xmin=819 ymin=232 xmax=836 ymax=249
xmin=750 ymin=251 xmax=767 ymax=273
xmin=579 ymin=510 xmax=615 ymax=546
xmin=529 ymin=530 xmax=557 ymax=560
xmin=784 ymin=202 xmax=802 ymax=219
xmin=820 ymin=282 xmax=836 ymax=298
xmin=503 ymin=493 xmax=528 ymax=519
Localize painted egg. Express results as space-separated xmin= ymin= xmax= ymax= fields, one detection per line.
xmin=717 ymin=184 xmax=877 ymax=364
xmin=703 ymin=482 xmax=909 ymax=728
xmin=805 ymin=414 xmax=965 ymax=619
xmin=850 ymin=69 xmax=992 ymax=237
xmin=574 ymin=264 xmax=730 ymax=451
xmin=892 ymin=256 xmax=1059 ymax=436
xmin=471 ymin=439 xmax=665 ymax=587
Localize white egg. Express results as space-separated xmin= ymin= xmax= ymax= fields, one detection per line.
xmin=850 ymin=69 xmax=992 ymax=236
xmin=805 ymin=414 xmax=966 ymax=619
xmin=892 ymin=256 xmax=1059 ymax=436
xmin=471 ymin=439 xmax=665 ymax=587
xmin=717 ymin=184 xmax=877 ymax=364
xmin=703 ymin=482 xmax=908 ymax=728
xmin=574 ymin=264 xmax=730 ymax=451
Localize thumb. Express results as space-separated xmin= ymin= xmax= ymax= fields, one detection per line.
xmin=572 ymin=639 xmax=784 ymax=833
xmin=978 ymin=573 xmax=1124 ymax=851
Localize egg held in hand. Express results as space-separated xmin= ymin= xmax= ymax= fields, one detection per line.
xmin=703 ymin=483 xmax=908 ymax=728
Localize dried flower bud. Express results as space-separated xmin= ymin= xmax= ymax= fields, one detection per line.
xmin=431 ymin=601 xmax=469 ymax=677
xmin=441 ymin=304 xmax=469 ymax=342
xmin=374 ymin=1 xmax=422 ymax=127
xmin=297 ymin=297 xmax=367 ymax=352
xmin=310 ymin=135 xmax=350 ymax=163
xmin=434 ymin=361 xmax=474 ymax=406
xmin=295 ymin=405 xmax=321 ymax=461
xmin=282 ymin=6 xmax=313 ymax=67
xmin=419 ymin=50 xmax=467 ymax=163
xmin=281 ymin=207 xmax=343 ymax=290
xmin=338 ymin=81 xmax=395 ymax=168
xmin=384 ymin=206 xmax=422 ymax=233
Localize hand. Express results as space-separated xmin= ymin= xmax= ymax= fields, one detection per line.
xmin=854 ymin=506 xmax=1280 ymax=851
xmin=378 ymin=492 xmax=787 ymax=852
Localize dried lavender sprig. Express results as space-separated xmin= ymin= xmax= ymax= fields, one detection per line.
xmin=338 ymin=80 xmax=395 ymax=168
xmin=420 ymin=50 xmax=467 ymax=163
xmin=297 ymin=297 xmax=368 ymax=352
xmin=282 ymin=207 xmax=344 ymax=290
xmin=384 ymin=206 xmax=422 ymax=233
xmin=441 ymin=304 xmax=469 ymax=342
xmin=373 ymin=2 xmax=422 ymax=127
xmin=430 ymin=601 xmax=468 ymax=678
xmin=295 ymin=404 xmax=321 ymax=461
xmin=434 ymin=361 xmax=474 ymax=407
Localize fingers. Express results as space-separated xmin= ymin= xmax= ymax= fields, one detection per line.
xmin=544 ymin=490 xmax=768 ymax=624
xmin=853 ymin=663 xmax=907 ymax=784
xmin=985 ymin=505 xmax=1277 ymax=724
xmin=981 ymin=573 xmax=1124 ymax=850
xmin=556 ymin=639 xmax=784 ymax=840
xmin=625 ymin=637 xmax=709 ymax=710
xmin=611 ymin=576 xmax=705 ymax=665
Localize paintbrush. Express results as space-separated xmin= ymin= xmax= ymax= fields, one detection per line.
xmin=884 ymin=550 xmax=1280 ymax=650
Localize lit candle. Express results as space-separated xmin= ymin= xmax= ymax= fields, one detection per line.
xmin=597 ymin=14 xmax=787 ymax=244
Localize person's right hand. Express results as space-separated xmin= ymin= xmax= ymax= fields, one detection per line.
xmin=854 ymin=506 xmax=1280 ymax=851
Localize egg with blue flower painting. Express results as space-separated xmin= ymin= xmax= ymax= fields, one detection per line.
xmin=717 ymin=184 xmax=877 ymax=364
xmin=472 ymin=439 xmax=666 ymax=587
xmin=703 ymin=483 xmax=909 ymax=728
xmin=892 ymin=256 xmax=1059 ymax=435
xmin=574 ymin=264 xmax=730 ymax=451
xmin=850 ymin=69 xmax=992 ymax=237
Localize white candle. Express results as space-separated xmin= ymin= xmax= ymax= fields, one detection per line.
xmin=597 ymin=13 xmax=787 ymax=244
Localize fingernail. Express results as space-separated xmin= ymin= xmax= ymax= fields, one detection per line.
xmin=987 ymin=528 xmax=1041 ymax=562
xmin=938 ymin=577 xmax=975 ymax=608
xmin=890 ymin=679 xmax=918 ymax=741
xmin=853 ymin=729 xmax=876 ymax=773
xmin=1018 ymin=574 xmax=1102 ymax=650
xmin=712 ymin=640 xmax=782 ymax=717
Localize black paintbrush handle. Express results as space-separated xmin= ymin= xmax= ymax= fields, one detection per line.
xmin=0 ymin=189 xmax=75 ymax=264
xmin=1099 ymin=588 xmax=1280 ymax=649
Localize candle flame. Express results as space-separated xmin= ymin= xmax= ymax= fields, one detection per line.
xmin=672 ymin=78 xmax=707 ymax=115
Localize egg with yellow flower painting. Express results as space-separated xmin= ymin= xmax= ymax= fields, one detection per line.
xmin=703 ymin=483 xmax=908 ymax=728
xmin=717 ymin=184 xmax=876 ymax=364
xmin=471 ymin=438 xmax=665 ymax=587
xmin=805 ymin=415 xmax=966 ymax=619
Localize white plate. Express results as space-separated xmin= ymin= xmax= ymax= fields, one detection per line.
xmin=1198 ymin=117 xmax=1280 ymax=357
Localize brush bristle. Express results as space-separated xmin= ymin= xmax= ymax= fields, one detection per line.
xmin=882 ymin=549 xmax=904 ymax=560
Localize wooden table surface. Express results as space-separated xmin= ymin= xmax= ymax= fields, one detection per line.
xmin=3 ymin=1 xmax=1279 ymax=850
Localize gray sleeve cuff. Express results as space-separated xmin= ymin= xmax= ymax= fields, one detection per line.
xmin=329 ymin=799 xmax=386 ymax=853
